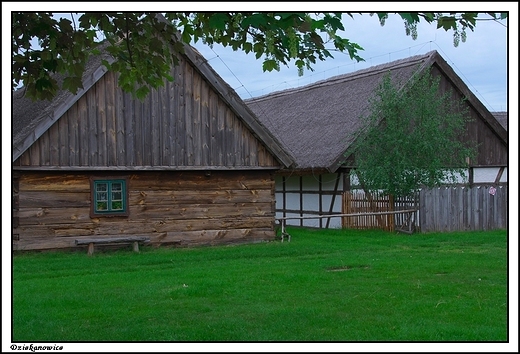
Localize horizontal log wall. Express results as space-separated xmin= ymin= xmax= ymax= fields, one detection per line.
xmin=13 ymin=170 xmax=276 ymax=251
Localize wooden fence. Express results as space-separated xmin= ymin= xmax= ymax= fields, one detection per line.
xmin=343 ymin=185 xmax=507 ymax=232
xmin=343 ymin=190 xmax=417 ymax=232
xmin=419 ymin=185 xmax=508 ymax=232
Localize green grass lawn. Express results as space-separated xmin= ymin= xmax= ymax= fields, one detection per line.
xmin=11 ymin=228 xmax=508 ymax=342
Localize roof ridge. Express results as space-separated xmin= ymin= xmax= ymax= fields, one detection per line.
xmin=246 ymin=51 xmax=437 ymax=103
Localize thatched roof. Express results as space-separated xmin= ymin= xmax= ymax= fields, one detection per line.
xmin=245 ymin=50 xmax=507 ymax=173
xmin=492 ymin=111 xmax=508 ymax=130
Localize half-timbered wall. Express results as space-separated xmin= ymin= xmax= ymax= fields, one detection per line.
xmin=274 ymin=168 xmax=507 ymax=231
xmin=13 ymin=58 xmax=279 ymax=169
xmin=275 ymin=173 xmax=344 ymax=228
xmin=13 ymin=170 xmax=276 ymax=251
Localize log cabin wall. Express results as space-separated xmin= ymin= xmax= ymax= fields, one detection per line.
xmin=12 ymin=49 xmax=287 ymax=251
xmin=13 ymin=170 xmax=276 ymax=251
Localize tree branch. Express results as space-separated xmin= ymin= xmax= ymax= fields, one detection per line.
xmin=125 ymin=14 xmax=134 ymax=66
xmin=70 ymin=13 xmax=77 ymax=31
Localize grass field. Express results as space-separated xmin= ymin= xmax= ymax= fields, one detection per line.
xmin=11 ymin=227 xmax=508 ymax=342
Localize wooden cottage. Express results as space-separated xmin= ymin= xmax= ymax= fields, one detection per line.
xmin=245 ymin=51 xmax=508 ymax=230
xmin=12 ymin=37 xmax=294 ymax=251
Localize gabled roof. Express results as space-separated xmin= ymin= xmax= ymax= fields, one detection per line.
xmin=245 ymin=50 xmax=507 ymax=173
xmin=492 ymin=111 xmax=508 ymax=130
xmin=12 ymin=42 xmax=114 ymax=162
xmin=12 ymin=21 xmax=294 ymax=168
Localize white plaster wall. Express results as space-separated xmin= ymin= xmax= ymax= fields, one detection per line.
xmin=301 ymin=175 xmax=319 ymax=190
xmin=473 ymin=167 xmax=508 ymax=183
xmin=303 ymin=193 xmax=320 ymax=212
xmin=350 ymin=168 xmax=508 ymax=185
xmin=275 ymin=191 xmax=284 ymax=209
xmin=321 ymin=174 xmax=343 ymax=190
xmin=275 ymin=176 xmax=298 ymax=194
xmin=285 ymin=192 xmax=300 ymax=208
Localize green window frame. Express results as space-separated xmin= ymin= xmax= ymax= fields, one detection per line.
xmin=90 ymin=178 xmax=129 ymax=217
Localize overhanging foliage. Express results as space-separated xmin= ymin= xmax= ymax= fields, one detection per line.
xmin=12 ymin=12 xmax=507 ymax=101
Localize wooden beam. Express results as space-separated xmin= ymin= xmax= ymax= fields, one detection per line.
xmin=494 ymin=166 xmax=505 ymax=184
xmin=12 ymin=165 xmax=282 ymax=171
xmin=325 ymin=173 xmax=341 ymax=228
xmin=278 ymin=209 xmax=417 ymax=221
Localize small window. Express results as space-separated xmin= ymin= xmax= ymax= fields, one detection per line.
xmin=90 ymin=178 xmax=128 ymax=217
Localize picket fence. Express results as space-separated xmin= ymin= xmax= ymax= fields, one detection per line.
xmin=343 ymin=191 xmax=417 ymax=232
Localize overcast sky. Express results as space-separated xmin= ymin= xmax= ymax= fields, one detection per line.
xmin=191 ymin=12 xmax=509 ymax=112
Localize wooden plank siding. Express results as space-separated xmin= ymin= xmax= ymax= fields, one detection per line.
xmin=419 ymin=185 xmax=507 ymax=232
xmin=430 ymin=65 xmax=507 ymax=167
xmin=13 ymin=170 xmax=277 ymax=251
xmin=13 ymin=55 xmax=280 ymax=170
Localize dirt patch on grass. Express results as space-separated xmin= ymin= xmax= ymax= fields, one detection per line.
xmin=326 ymin=265 xmax=371 ymax=272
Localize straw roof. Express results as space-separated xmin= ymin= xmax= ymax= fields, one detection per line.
xmin=492 ymin=111 xmax=508 ymax=130
xmin=245 ymin=50 xmax=506 ymax=173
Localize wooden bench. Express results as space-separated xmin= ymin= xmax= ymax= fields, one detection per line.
xmin=75 ymin=236 xmax=151 ymax=255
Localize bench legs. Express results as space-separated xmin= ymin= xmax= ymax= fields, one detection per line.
xmin=87 ymin=242 xmax=95 ymax=256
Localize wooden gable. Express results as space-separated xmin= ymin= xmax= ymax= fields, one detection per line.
xmin=13 ymin=54 xmax=287 ymax=170
xmin=425 ymin=53 xmax=508 ymax=167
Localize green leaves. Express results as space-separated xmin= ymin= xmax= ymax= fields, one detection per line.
xmin=62 ymin=76 xmax=83 ymax=95
xmin=262 ymin=58 xmax=280 ymax=72
xmin=241 ymin=13 xmax=269 ymax=28
xmin=437 ymin=16 xmax=458 ymax=31
xmin=350 ymin=69 xmax=476 ymax=197
xmin=12 ymin=12 xmax=507 ymax=101
xmin=398 ymin=13 xmax=420 ymax=24
xmin=325 ymin=13 xmax=345 ymax=31
xmin=208 ymin=13 xmax=229 ymax=31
